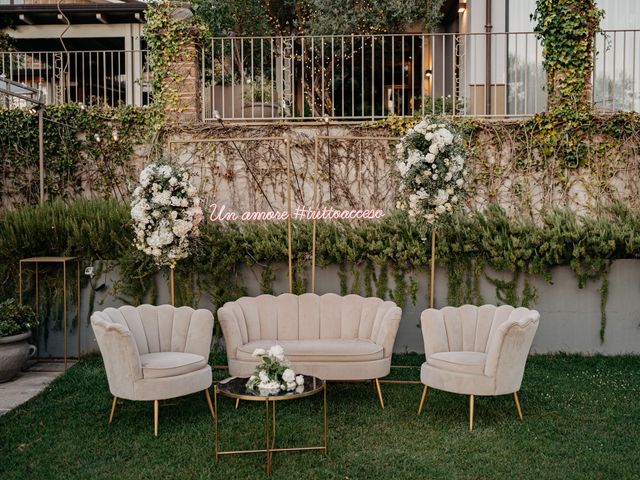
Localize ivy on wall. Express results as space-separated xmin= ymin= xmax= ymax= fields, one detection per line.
xmin=0 ymin=104 xmax=154 ymax=208
xmin=145 ymin=0 xmax=207 ymax=122
xmin=529 ymin=0 xmax=605 ymax=166
xmin=2 ymin=199 xmax=639 ymax=342
xmin=533 ymin=0 xmax=603 ymax=112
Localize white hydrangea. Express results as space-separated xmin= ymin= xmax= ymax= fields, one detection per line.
xmin=395 ymin=120 xmax=466 ymax=224
xmin=131 ymin=163 xmax=203 ymax=267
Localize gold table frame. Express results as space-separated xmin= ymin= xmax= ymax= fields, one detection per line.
xmin=214 ymin=377 xmax=328 ymax=478
xmin=18 ymin=257 xmax=81 ymax=370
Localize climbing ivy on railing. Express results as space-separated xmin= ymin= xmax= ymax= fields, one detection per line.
xmin=533 ymin=0 xmax=603 ymax=112
xmin=145 ymin=0 xmax=207 ymax=123
xmin=530 ymin=0 xmax=605 ymax=166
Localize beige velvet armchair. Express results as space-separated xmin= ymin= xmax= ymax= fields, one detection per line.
xmin=91 ymin=304 xmax=215 ymax=436
xmin=417 ymin=304 xmax=539 ymax=430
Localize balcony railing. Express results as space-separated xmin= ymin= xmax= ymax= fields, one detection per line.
xmin=0 ymin=49 xmax=151 ymax=108
xmin=201 ymin=32 xmax=546 ymax=122
xmin=1 ymin=30 xmax=638 ymax=119
xmin=202 ymin=30 xmax=640 ymax=122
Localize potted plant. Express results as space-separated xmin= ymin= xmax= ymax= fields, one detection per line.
xmin=242 ymin=75 xmax=279 ymax=119
xmin=0 ymin=299 xmax=38 ymax=382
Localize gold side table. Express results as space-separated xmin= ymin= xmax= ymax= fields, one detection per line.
xmin=18 ymin=257 xmax=81 ymax=370
xmin=214 ymin=375 xmax=328 ymax=478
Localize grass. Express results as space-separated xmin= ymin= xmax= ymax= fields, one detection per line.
xmin=1 ymin=354 xmax=639 ymax=479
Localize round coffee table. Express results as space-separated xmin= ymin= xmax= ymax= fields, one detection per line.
xmin=214 ymin=375 xmax=327 ymax=477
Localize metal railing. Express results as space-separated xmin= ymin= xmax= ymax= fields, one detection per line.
xmin=201 ymin=32 xmax=547 ymax=122
xmin=0 ymin=49 xmax=151 ymax=108
xmin=593 ymin=30 xmax=640 ymax=112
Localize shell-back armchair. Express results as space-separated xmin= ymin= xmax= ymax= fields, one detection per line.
xmin=417 ymin=304 xmax=539 ymax=430
xmin=91 ymin=304 xmax=215 ymax=436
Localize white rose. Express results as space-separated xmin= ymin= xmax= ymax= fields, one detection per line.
xmin=282 ymin=368 xmax=295 ymax=383
xmin=425 ymin=153 xmax=435 ymax=163
xmin=451 ymin=195 xmax=459 ymax=204
xmin=432 ymin=174 xmax=438 ymax=180
xmin=159 ymin=165 xmax=172 ymax=178
xmin=151 ymin=191 xmax=171 ymax=206
xmin=169 ymin=177 xmax=178 ymax=187
xmin=295 ymin=375 xmax=304 ymax=386
xmin=456 ymin=178 xmax=464 ymax=186
xmin=252 ymin=348 xmax=267 ymax=357
xmin=258 ymin=371 xmax=270 ymax=382
xmin=428 ymin=144 xmax=439 ymax=154
xmin=269 ymin=345 xmax=285 ymax=359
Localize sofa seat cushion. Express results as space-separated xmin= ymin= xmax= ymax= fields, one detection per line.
xmin=237 ymin=339 xmax=384 ymax=363
xmin=427 ymin=351 xmax=487 ymax=375
xmin=140 ymin=352 xmax=208 ymax=379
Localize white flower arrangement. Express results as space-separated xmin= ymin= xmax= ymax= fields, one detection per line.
xmin=395 ymin=119 xmax=467 ymax=224
xmin=131 ymin=163 xmax=203 ymax=266
xmin=246 ymin=345 xmax=305 ymax=396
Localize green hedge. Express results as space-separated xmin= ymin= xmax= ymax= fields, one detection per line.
xmin=2 ymin=199 xmax=640 ymax=341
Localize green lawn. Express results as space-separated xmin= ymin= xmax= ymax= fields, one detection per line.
xmin=1 ymin=354 xmax=639 ymax=479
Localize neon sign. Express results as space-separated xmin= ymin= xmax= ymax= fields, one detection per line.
xmin=209 ymin=203 xmax=385 ymax=222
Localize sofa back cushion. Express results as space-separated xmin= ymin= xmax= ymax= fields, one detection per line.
xmin=427 ymin=304 xmax=534 ymax=354
xmin=93 ymin=304 xmax=202 ymax=355
xmin=230 ymin=293 xmax=396 ymax=342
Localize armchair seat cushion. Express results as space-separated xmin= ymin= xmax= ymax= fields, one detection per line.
xmin=237 ymin=339 xmax=384 ymax=363
xmin=140 ymin=352 xmax=207 ymax=379
xmin=427 ymin=351 xmax=487 ymax=375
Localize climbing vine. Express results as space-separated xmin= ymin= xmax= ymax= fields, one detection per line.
xmin=145 ymin=0 xmax=207 ymax=123
xmin=0 ymin=104 xmax=154 ymax=208
xmin=529 ymin=0 xmax=605 ymax=166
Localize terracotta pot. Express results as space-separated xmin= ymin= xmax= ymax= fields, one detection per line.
xmin=0 ymin=331 xmax=37 ymax=383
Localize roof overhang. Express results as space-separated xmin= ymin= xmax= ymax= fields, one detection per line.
xmin=1 ymin=3 xmax=147 ymax=26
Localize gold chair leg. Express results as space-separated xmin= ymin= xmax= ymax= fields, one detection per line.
xmin=374 ymin=378 xmax=385 ymax=409
xmin=513 ymin=391 xmax=523 ymax=420
xmin=109 ymin=396 xmax=118 ymax=424
xmin=469 ymin=394 xmax=475 ymax=431
xmin=154 ymin=400 xmax=159 ymax=437
xmin=204 ymin=388 xmax=216 ymax=420
xmin=417 ymin=385 xmax=428 ymax=416
xmin=235 ymin=398 xmax=240 ymax=409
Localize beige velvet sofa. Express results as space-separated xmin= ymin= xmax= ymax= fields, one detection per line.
xmin=91 ymin=304 xmax=215 ymax=436
xmin=417 ymin=304 xmax=539 ymax=430
xmin=218 ymin=293 xmax=402 ymax=407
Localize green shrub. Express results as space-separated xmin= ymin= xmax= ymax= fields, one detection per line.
xmin=0 ymin=299 xmax=38 ymax=337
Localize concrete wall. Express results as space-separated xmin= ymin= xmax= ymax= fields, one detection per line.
xmin=38 ymin=258 xmax=640 ymax=358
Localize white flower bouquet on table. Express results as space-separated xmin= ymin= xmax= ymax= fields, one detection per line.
xmin=246 ymin=345 xmax=305 ymax=396
xmin=395 ymin=119 xmax=467 ymax=224
xmin=131 ymin=163 xmax=203 ymax=266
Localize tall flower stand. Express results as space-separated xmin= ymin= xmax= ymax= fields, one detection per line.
xmin=429 ymin=228 xmax=436 ymax=308
xmin=169 ymin=265 xmax=175 ymax=306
